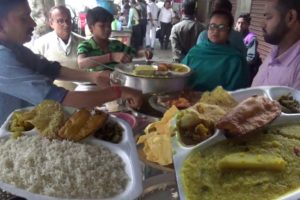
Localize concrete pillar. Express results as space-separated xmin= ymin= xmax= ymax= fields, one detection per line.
xmin=28 ymin=0 xmax=55 ymax=37
xmin=196 ymin=0 xmax=210 ymax=23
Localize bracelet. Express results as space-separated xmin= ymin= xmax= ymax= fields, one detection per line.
xmin=112 ymin=86 xmax=122 ymax=98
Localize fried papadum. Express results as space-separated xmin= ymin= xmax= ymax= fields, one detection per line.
xmin=137 ymin=106 xmax=178 ymax=166
xmin=58 ymin=109 xmax=108 ymax=141
xmin=216 ymin=96 xmax=281 ymax=137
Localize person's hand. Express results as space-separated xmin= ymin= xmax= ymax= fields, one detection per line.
xmin=112 ymin=52 xmax=132 ymax=63
xmin=151 ymin=20 xmax=154 ymax=27
xmin=120 ymin=87 xmax=143 ymax=109
xmin=93 ymin=70 xmax=111 ymax=88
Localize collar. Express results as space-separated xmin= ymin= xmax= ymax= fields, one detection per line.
xmin=55 ymin=32 xmax=72 ymax=46
xmin=243 ymin=31 xmax=255 ymax=45
xmin=55 ymin=31 xmax=72 ymax=55
xmin=269 ymin=40 xmax=300 ymax=67
xmin=182 ymin=16 xmax=194 ymax=21
xmin=90 ymin=37 xmax=100 ymax=50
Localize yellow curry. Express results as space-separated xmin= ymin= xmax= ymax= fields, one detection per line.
xmin=181 ymin=124 xmax=300 ymax=200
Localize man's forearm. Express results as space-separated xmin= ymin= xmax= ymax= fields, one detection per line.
xmin=78 ymin=54 xmax=111 ymax=69
xmin=57 ymin=67 xmax=98 ymax=83
xmin=62 ymin=88 xmax=120 ymax=108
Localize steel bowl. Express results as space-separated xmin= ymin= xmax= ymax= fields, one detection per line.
xmin=113 ymin=61 xmax=192 ymax=94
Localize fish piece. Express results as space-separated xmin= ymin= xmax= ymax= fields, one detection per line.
xmin=58 ymin=109 xmax=108 ymax=141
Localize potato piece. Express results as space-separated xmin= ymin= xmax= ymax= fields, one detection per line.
xmin=218 ymin=153 xmax=286 ymax=171
xmin=176 ymin=109 xmax=201 ymax=128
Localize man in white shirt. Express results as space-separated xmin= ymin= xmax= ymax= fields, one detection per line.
xmin=33 ymin=5 xmax=84 ymax=90
xmin=145 ymin=0 xmax=159 ymax=50
xmin=158 ymin=0 xmax=175 ymax=49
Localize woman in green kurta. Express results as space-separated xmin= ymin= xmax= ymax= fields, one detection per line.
xmin=77 ymin=7 xmax=136 ymax=72
xmin=182 ymin=10 xmax=249 ymax=91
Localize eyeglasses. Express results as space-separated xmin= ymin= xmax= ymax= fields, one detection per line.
xmin=55 ymin=18 xmax=71 ymax=25
xmin=208 ymin=23 xmax=229 ymax=32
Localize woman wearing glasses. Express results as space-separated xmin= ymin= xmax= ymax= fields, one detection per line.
xmin=181 ymin=10 xmax=250 ymax=91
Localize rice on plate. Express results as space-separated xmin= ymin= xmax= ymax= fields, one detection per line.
xmin=0 ymin=135 xmax=128 ymax=199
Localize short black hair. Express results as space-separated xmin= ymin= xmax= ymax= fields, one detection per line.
xmin=214 ymin=0 xmax=232 ymax=12
xmin=164 ymin=0 xmax=171 ymax=7
xmin=182 ymin=0 xmax=196 ymax=16
xmin=276 ymin=0 xmax=300 ymax=20
xmin=238 ymin=13 xmax=251 ymax=24
xmin=130 ymin=0 xmax=137 ymax=5
xmin=210 ymin=10 xmax=234 ymax=31
xmin=0 ymin=0 xmax=27 ymax=19
xmin=86 ymin=7 xmax=114 ymax=28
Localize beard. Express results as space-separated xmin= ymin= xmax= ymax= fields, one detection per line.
xmin=263 ymin=19 xmax=289 ymax=45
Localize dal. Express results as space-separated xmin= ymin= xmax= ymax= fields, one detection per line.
xmin=181 ymin=124 xmax=300 ymax=200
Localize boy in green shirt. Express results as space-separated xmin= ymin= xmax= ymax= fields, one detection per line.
xmin=77 ymin=7 xmax=136 ymax=71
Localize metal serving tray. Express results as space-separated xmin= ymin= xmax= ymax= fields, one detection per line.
xmin=113 ymin=61 xmax=192 ymax=94
xmin=0 ymin=107 xmax=143 ymax=200
xmin=172 ymin=86 xmax=300 ymax=200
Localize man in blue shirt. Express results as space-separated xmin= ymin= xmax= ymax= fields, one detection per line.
xmin=0 ymin=0 xmax=142 ymax=125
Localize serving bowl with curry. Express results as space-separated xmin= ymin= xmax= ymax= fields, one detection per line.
xmin=172 ymin=86 xmax=300 ymax=200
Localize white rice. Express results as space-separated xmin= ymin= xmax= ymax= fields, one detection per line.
xmin=0 ymin=135 xmax=129 ymax=199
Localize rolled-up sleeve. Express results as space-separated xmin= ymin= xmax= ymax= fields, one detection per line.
xmin=0 ymin=45 xmax=67 ymax=105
